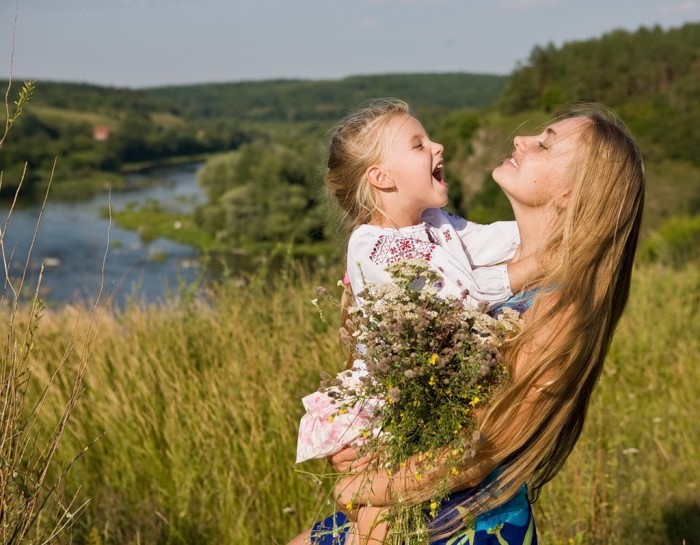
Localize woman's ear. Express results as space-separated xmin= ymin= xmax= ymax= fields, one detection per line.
xmin=366 ymin=165 xmax=395 ymax=191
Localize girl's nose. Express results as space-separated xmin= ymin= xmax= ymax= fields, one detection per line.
xmin=433 ymin=141 xmax=444 ymax=155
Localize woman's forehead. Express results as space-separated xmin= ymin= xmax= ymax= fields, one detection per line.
xmin=546 ymin=117 xmax=590 ymax=138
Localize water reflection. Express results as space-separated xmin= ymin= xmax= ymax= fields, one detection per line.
xmin=0 ymin=164 xmax=204 ymax=307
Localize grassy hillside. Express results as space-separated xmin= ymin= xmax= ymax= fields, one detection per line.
xmin=10 ymin=257 xmax=698 ymax=545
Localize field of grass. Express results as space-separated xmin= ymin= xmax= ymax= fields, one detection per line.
xmin=31 ymin=105 xmax=118 ymax=129
xmin=8 ymin=257 xmax=699 ymax=545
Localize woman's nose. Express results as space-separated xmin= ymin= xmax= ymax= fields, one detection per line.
xmin=514 ymin=135 xmax=526 ymax=151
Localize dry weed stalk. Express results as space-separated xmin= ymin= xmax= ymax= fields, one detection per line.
xmin=0 ymin=77 xmax=107 ymax=543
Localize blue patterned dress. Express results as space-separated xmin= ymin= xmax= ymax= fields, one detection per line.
xmin=310 ymin=291 xmax=539 ymax=545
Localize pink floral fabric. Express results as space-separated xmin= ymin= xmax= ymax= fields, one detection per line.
xmin=296 ymin=361 xmax=383 ymax=463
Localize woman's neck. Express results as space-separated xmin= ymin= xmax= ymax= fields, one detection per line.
xmin=512 ymin=208 xmax=551 ymax=262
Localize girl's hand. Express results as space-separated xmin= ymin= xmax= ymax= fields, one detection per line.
xmin=329 ymin=446 xmax=375 ymax=474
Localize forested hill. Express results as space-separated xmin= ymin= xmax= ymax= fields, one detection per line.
xmin=497 ymin=22 xmax=700 ymax=165
xmin=0 ymin=81 xmax=167 ymax=115
xmin=145 ymin=73 xmax=507 ymax=122
xmin=1 ymin=72 xmax=506 ymax=125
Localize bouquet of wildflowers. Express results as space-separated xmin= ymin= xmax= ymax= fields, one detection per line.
xmin=322 ymin=260 xmax=522 ymax=543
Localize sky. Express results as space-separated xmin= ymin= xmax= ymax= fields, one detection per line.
xmin=0 ymin=0 xmax=698 ymax=89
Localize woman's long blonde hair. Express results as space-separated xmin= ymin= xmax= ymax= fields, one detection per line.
xmin=422 ymin=104 xmax=645 ymax=532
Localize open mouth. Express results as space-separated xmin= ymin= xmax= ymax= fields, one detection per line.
xmin=432 ymin=163 xmax=445 ymax=183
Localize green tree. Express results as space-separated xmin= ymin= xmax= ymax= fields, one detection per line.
xmin=195 ymin=138 xmax=324 ymax=246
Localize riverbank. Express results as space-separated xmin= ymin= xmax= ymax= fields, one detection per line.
xmin=110 ymin=201 xmax=334 ymax=258
xmin=0 ymin=163 xmax=206 ymax=306
xmin=1 ymin=161 xmax=338 ymax=307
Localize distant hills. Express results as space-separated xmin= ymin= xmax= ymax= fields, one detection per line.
xmin=2 ymin=72 xmax=507 ymax=124
xmin=1 ymin=22 xmax=699 ymax=230
xmin=145 ymin=73 xmax=507 ymax=122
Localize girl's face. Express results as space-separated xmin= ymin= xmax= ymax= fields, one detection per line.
xmin=378 ymin=115 xmax=448 ymax=225
xmin=492 ymin=117 xmax=589 ymax=213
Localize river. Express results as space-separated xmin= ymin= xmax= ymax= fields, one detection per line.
xmin=0 ymin=163 xmax=205 ymax=307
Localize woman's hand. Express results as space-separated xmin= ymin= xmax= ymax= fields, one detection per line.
xmin=329 ymin=446 xmax=375 ymax=474
xmin=332 ymin=465 xmax=392 ymax=514
xmin=333 ymin=473 xmax=364 ymax=520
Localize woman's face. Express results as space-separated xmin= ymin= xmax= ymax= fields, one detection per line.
xmin=492 ymin=117 xmax=590 ymax=212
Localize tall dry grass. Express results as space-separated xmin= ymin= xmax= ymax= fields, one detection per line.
xmin=25 ymin=266 xmax=345 ymax=544
xmin=2 ymin=76 xmax=100 ymax=543
xmin=535 ymin=262 xmax=699 ymax=545
xmin=20 ymin=261 xmax=700 ymax=545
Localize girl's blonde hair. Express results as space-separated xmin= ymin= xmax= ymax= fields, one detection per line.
xmin=414 ymin=104 xmax=645 ymax=533
xmin=324 ymin=98 xmax=411 ymax=355
xmin=324 ymin=97 xmax=411 ymax=232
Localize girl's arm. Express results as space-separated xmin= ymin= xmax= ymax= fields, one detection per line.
xmin=347 ymin=225 xmax=521 ymax=309
xmin=426 ymin=209 xmax=540 ymax=299
xmin=431 ymin=210 xmax=519 ymax=266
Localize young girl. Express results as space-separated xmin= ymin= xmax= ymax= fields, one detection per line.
xmin=293 ymin=99 xmax=537 ymax=544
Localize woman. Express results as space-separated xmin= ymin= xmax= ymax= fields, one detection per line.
xmin=295 ymin=103 xmax=645 ymax=544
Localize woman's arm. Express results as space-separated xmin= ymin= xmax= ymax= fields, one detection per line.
xmin=332 ymin=294 xmax=566 ymax=509
xmin=331 ymin=446 xmax=498 ymax=510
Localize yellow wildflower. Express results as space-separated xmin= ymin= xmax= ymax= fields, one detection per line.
xmin=338 ymin=407 xmax=348 ymax=415
xmin=429 ymin=500 xmax=439 ymax=517
xmin=451 ymin=467 xmax=460 ymax=475
xmin=345 ymin=501 xmax=354 ymax=511
xmin=469 ymin=396 xmax=480 ymax=407
xmin=429 ymin=375 xmax=437 ymax=386
xmin=327 ymin=415 xmax=335 ymax=423
xmin=414 ymin=472 xmax=423 ymax=481
xmin=429 ymin=353 xmax=439 ymax=366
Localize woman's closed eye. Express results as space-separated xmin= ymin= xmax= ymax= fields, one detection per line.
xmin=538 ymin=140 xmax=549 ymax=150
